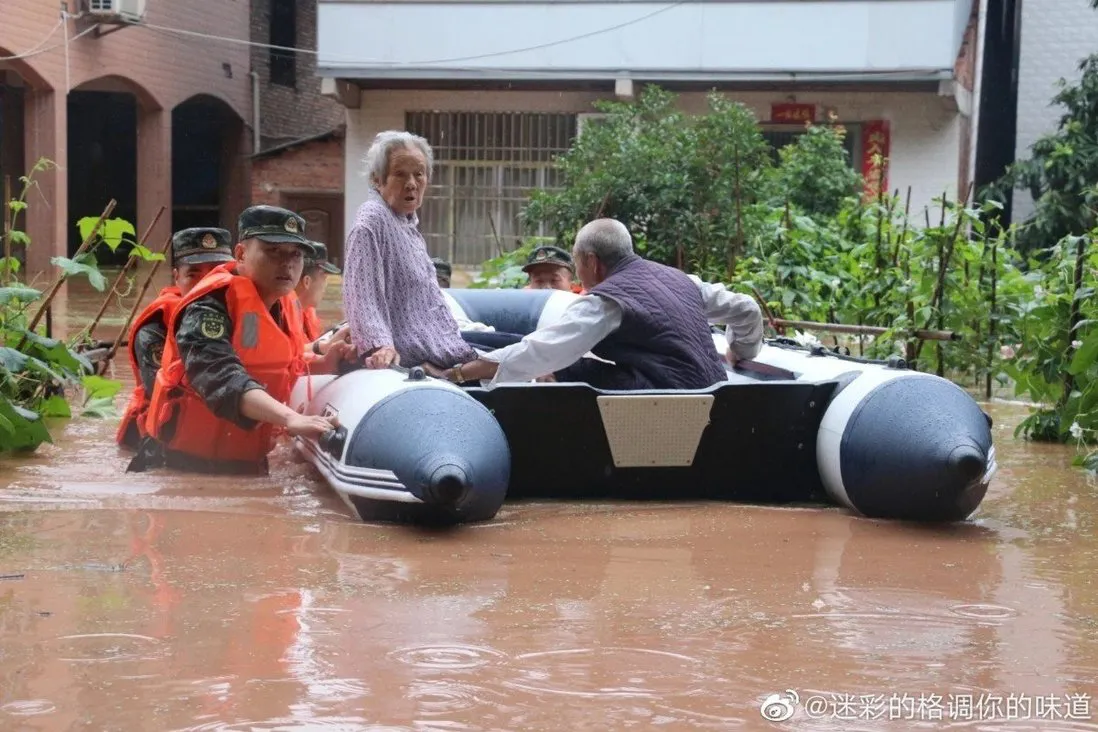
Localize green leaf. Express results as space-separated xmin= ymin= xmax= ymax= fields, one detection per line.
xmin=0 ymin=287 xmax=41 ymax=305
xmin=1068 ymin=333 xmax=1098 ymax=376
xmin=129 ymin=244 xmax=166 ymax=262
xmin=8 ymin=231 xmax=29 ymax=247
xmin=77 ymin=217 xmax=136 ymax=252
xmin=0 ymin=395 xmax=51 ymax=451
xmin=81 ymin=395 xmax=118 ymax=419
xmin=8 ymin=201 xmax=26 ymax=213
xmin=15 ymin=329 xmax=90 ymax=377
xmin=81 ymin=374 xmax=122 ymax=401
xmin=0 ymin=347 xmax=29 ymax=373
xmin=39 ymin=395 xmax=71 ymax=418
xmin=49 ymin=255 xmax=107 ymax=291
xmin=0 ymin=257 xmax=22 ymax=274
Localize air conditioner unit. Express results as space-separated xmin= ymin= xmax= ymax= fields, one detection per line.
xmin=86 ymin=0 xmax=147 ymax=23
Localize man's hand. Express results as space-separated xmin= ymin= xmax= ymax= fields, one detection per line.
xmin=365 ymin=345 xmax=400 ymax=369
xmin=320 ymin=339 xmax=358 ymax=371
xmin=535 ymin=373 xmax=556 ymax=383
xmin=422 ymin=363 xmax=452 ymax=381
xmin=725 ymin=349 xmax=741 ymax=369
xmin=285 ymin=412 xmax=338 ymax=438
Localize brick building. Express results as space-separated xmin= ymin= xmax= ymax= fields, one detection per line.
xmin=0 ymin=0 xmax=253 ymax=275
xmin=250 ymin=0 xmax=347 ymax=266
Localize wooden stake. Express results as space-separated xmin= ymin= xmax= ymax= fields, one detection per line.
xmin=99 ymin=232 xmax=174 ymax=371
xmin=21 ymin=199 xmax=117 ymax=348
xmin=83 ymin=205 xmax=165 ymax=341
xmin=771 ymin=318 xmax=960 ymax=342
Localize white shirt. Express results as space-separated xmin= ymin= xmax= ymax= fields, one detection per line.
xmin=479 ymin=276 xmax=764 ymax=385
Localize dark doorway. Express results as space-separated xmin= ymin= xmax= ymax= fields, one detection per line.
xmin=172 ymin=96 xmax=231 ymax=233
xmin=0 ymin=78 xmax=26 ymax=204
xmin=281 ymin=192 xmax=345 ymax=267
xmin=973 ymin=0 xmax=1023 ymax=223
xmin=67 ymin=91 xmax=138 ymax=264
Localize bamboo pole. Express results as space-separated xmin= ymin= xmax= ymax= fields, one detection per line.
xmin=22 ymin=199 xmax=116 ymax=346
xmin=771 ymin=318 xmax=960 ymax=342
xmin=98 ymin=232 xmax=174 ymax=372
xmin=83 ymin=206 xmax=165 ymax=341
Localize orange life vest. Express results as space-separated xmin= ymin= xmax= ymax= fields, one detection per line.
xmin=143 ymin=263 xmax=307 ymax=467
xmin=116 ymin=286 xmax=182 ymax=449
xmin=302 ymin=305 xmax=322 ymax=342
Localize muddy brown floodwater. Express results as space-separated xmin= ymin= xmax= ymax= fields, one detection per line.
xmin=0 ymin=277 xmax=1095 ymax=731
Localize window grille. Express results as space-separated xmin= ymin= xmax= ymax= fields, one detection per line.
xmin=406 ymin=111 xmax=577 ymax=264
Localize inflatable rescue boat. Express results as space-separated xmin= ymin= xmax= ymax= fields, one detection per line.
xmin=289 ymin=288 xmax=996 ymax=525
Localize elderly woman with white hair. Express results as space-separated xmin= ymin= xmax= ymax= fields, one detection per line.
xmin=342 ymin=130 xmax=479 ymax=369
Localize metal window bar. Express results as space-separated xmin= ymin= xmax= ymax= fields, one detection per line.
xmin=759 ymin=123 xmax=863 ymax=169
xmin=407 ymin=112 xmax=577 ymax=264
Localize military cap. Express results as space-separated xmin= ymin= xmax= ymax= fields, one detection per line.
xmin=523 ymin=245 xmax=574 ymax=273
xmin=306 ymin=241 xmax=341 ymax=275
xmin=236 ymin=205 xmax=310 ymax=250
xmin=172 ymin=227 xmax=234 ymax=266
xmin=431 ymin=257 xmax=452 ymax=279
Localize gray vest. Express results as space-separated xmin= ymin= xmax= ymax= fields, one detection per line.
xmin=557 ymin=255 xmax=728 ymax=390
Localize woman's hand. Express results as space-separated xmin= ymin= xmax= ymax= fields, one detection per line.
xmin=365 ymin=345 xmax=400 ymax=369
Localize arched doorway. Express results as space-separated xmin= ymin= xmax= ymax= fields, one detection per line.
xmin=1 ymin=52 xmax=52 ymax=270
xmin=172 ymin=94 xmax=246 ymax=235
xmin=67 ymin=75 xmax=157 ymax=265
xmin=0 ymin=70 xmax=26 ymax=204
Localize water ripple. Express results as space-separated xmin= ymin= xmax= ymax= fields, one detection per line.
xmin=177 ymin=717 xmax=370 ymax=731
xmin=503 ymin=647 xmax=708 ymax=699
xmin=0 ymin=700 xmax=56 ymax=716
xmin=51 ymin=632 xmax=165 ymax=663
xmin=949 ymin=603 xmax=1019 ymax=620
xmin=387 ymin=644 xmax=507 ymax=670
xmin=407 ymin=681 xmax=488 ymax=716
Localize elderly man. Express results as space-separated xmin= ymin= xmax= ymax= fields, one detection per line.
xmin=431 ymin=218 xmax=763 ymax=390
xmin=523 ymin=245 xmax=581 ymax=293
xmin=343 ymin=130 xmax=477 ymax=370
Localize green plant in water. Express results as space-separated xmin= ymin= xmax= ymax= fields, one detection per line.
xmin=0 ymin=159 xmax=150 ymax=453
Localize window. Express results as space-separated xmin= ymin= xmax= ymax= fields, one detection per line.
xmin=269 ymin=0 xmax=297 ymax=88
xmin=405 ymin=112 xmax=578 ymax=265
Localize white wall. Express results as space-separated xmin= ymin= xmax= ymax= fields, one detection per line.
xmin=320 ymin=0 xmax=961 ymax=79
xmin=1013 ymin=0 xmax=1098 ymax=221
xmin=344 ymin=89 xmax=963 ymax=236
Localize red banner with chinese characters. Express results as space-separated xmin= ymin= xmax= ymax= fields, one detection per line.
xmin=770 ymin=103 xmax=816 ymax=124
xmin=861 ymin=120 xmax=891 ymax=201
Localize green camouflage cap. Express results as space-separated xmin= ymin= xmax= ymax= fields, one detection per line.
xmin=237 ymin=205 xmax=310 ymax=249
xmin=523 ymin=245 xmax=574 ymax=273
xmin=172 ymin=227 xmax=234 ymax=266
xmin=306 ymin=241 xmax=341 ymax=275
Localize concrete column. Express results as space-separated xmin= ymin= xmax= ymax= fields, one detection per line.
xmin=22 ymin=87 xmax=65 ymax=277
xmin=136 ymin=106 xmax=171 ymax=253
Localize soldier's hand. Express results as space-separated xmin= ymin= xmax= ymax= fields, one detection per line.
xmin=365 ymin=345 xmax=400 ymax=369
xmin=286 ymin=413 xmax=338 ymax=438
xmin=321 ymin=340 xmax=357 ymax=370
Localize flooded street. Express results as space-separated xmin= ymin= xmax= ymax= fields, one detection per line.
xmin=0 ymin=278 xmax=1095 ymax=731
